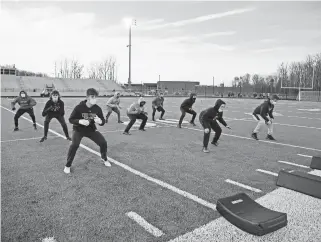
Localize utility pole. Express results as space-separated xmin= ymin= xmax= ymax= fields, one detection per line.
xmin=213 ymin=76 xmax=215 ymax=96
xmin=126 ymin=19 xmax=136 ymax=90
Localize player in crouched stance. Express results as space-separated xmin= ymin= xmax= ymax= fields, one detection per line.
xmin=64 ymin=88 xmax=111 ymax=174
xmin=11 ymin=90 xmax=37 ymax=131
xmin=105 ymin=91 xmax=123 ymax=124
xmin=40 ymin=90 xmax=71 ymax=142
xmin=123 ymin=97 xmax=148 ymax=135
xmin=178 ymin=93 xmax=197 ymax=128
xmin=152 ymin=92 xmax=165 ymax=121
xmin=199 ymin=99 xmax=231 ymax=153
xmin=251 ymin=94 xmax=279 ymax=141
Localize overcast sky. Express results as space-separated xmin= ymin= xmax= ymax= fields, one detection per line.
xmin=1 ymin=1 xmax=321 ymax=85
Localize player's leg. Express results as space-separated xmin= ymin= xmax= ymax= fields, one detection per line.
xmin=137 ymin=113 xmax=148 ymax=131
xmin=178 ymin=108 xmax=186 ymax=128
xmin=186 ymin=109 xmax=197 ymax=126
xmin=40 ymin=115 xmax=52 ymax=142
xmin=56 ymin=116 xmax=71 ymax=140
xmin=65 ymin=131 xmax=84 ymax=173
xmin=199 ymin=115 xmax=211 ymax=152
xmin=152 ymin=107 xmax=157 ymax=121
xmin=105 ymin=106 xmax=113 ymax=123
xmin=252 ymin=115 xmax=264 ymax=140
xmin=113 ymin=107 xmax=123 ymax=123
xmin=266 ymin=122 xmax=276 ymax=140
xmin=211 ymin=121 xmax=222 ymax=146
xmin=158 ymin=106 xmax=165 ymax=120
xmin=124 ymin=114 xmax=137 ymax=135
xmin=26 ymin=108 xmax=37 ymax=129
xmin=13 ymin=109 xmax=26 ymax=131
xmin=86 ymin=131 xmax=110 ymax=166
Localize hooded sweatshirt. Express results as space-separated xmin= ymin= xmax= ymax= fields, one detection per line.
xmin=180 ymin=93 xmax=196 ymax=110
xmin=199 ymin=99 xmax=227 ymax=126
xmin=253 ymin=99 xmax=274 ymax=122
xmin=11 ymin=91 xmax=37 ymax=110
xmin=127 ymin=97 xmax=146 ymax=115
xmin=152 ymin=95 xmax=164 ymax=108
xmin=69 ymin=100 xmax=105 ymax=132
xmin=106 ymin=92 xmax=121 ymax=107
xmin=42 ymin=92 xmax=65 ymax=117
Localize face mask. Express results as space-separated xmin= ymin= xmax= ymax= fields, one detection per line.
xmin=89 ymin=98 xmax=97 ymax=105
xmin=21 ymin=94 xmax=26 ymax=98
xmin=140 ymin=102 xmax=145 ymax=107
xmin=52 ymin=96 xmax=58 ymax=102
xmin=271 ymin=100 xmax=277 ymax=105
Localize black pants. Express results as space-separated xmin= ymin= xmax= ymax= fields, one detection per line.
xmin=199 ymin=116 xmax=222 ymax=148
xmin=44 ymin=115 xmax=69 ymax=137
xmin=66 ymin=130 xmax=107 ymax=167
xmin=179 ymin=107 xmax=197 ymax=125
xmin=152 ymin=106 xmax=165 ymax=119
xmin=106 ymin=107 xmax=121 ymax=122
xmin=14 ymin=108 xmax=36 ymax=127
xmin=124 ymin=113 xmax=147 ymax=132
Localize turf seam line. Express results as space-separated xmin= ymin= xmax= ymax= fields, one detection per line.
xmin=225 ymin=179 xmax=262 ymax=193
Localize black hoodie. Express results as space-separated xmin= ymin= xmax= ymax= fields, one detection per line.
xmin=42 ymin=99 xmax=65 ymax=117
xmin=69 ymin=100 xmax=105 ymax=132
xmin=180 ymin=93 xmax=196 ymax=110
xmin=253 ymin=99 xmax=274 ymax=122
xmin=199 ymin=99 xmax=227 ymax=126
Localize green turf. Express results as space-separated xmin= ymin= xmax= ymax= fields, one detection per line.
xmin=1 ymin=97 xmax=321 ymax=242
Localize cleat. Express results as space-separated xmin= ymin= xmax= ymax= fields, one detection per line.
xmin=177 ymin=124 xmax=182 ymax=128
xmin=202 ymin=147 xmax=210 ymax=153
xmin=211 ymin=141 xmax=218 ymax=146
xmin=159 ymin=117 xmax=165 ymax=120
xmin=14 ymin=127 xmax=19 ymax=131
xmin=123 ymin=131 xmax=131 ymax=135
xmin=118 ymin=120 xmax=123 ymax=123
xmin=139 ymin=128 xmax=146 ymax=131
xmin=64 ymin=166 xmax=70 ymax=174
xmin=66 ymin=136 xmax=72 ymax=141
xmin=33 ymin=123 xmax=37 ymax=130
xmin=190 ymin=121 xmax=196 ymax=126
xmin=152 ymin=118 xmax=155 ymax=121
xmin=251 ymin=132 xmax=259 ymax=140
xmin=266 ymin=134 xmax=276 ymax=141
xmin=102 ymin=158 xmax=111 ymax=167
xmin=39 ymin=136 xmax=47 ymax=142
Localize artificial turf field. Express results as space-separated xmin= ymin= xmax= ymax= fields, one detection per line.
xmin=1 ymin=96 xmax=321 ymax=242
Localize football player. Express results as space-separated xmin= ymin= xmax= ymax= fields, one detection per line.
xmin=105 ymin=91 xmax=123 ymax=123
xmin=178 ymin=93 xmax=197 ymax=128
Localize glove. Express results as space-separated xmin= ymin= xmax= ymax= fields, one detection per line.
xmin=226 ymin=126 xmax=232 ymax=129
xmin=94 ymin=116 xmax=103 ymax=125
xmin=12 ymin=107 xmax=16 ymax=111
xmin=79 ymin=119 xmax=90 ymax=126
xmin=204 ymin=128 xmax=210 ymax=134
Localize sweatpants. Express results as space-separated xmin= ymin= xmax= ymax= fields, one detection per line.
xmin=199 ymin=115 xmax=222 ymax=148
xmin=106 ymin=106 xmax=121 ymax=122
xmin=253 ymin=115 xmax=273 ymax=135
xmin=152 ymin=106 xmax=165 ymax=119
xmin=179 ymin=107 xmax=197 ymax=125
xmin=14 ymin=108 xmax=36 ymax=127
xmin=66 ymin=130 xmax=107 ymax=167
xmin=44 ymin=115 xmax=69 ymax=138
xmin=124 ymin=113 xmax=147 ymax=132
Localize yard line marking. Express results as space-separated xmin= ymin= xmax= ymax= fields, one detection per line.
xmin=256 ymin=169 xmax=278 ymax=177
xmin=126 ymin=212 xmax=164 ymax=237
xmin=1 ymin=105 xmax=217 ymax=212
xmin=1 ymin=136 xmax=57 ymax=143
xmin=278 ymin=160 xmax=310 ymax=169
xmin=225 ymin=179 xmax=262 ymax=193
xmin=297 ymin=154 xmax=313 ymax=158
xmin=158 ymin=122 xmax=321 ymax=152
xmin=287 ymin=115 xmax=321 ymax=121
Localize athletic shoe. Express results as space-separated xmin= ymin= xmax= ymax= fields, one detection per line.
xmin=190 ymin=121 xmax=196 ymax=126
xmin=139 ymin=128 xmax=146 ymax=131
xmin=102 ymin=158 xmax=111 ymax=167
xmin=159 ymin=117 xmax=165 ymax=120
xmin=123 ymin=131 xmax=131 ymax=135
xmin=14 ymin=127 xmax=19 ymax=131
xmin=266 ymin=134 xmax=276 ymax=141
xmin=66 ymin=136 xmax=72 ymax=141
xmin=40 ymin=136 xmax=47 ymax=142
xmin=152 ymin=118 xmax=155 ymax=121
xmin=211 ymin=141 xmax=218 ymax=146
xmin=64 ymin=166 xmax=71 ymax=174
xmin=251 ymin=132 xmax=259 ymax=140
xmin=202 ymin=147 xmax=209 ymax=153
xmin=118 ymin=120 xmax=124 ymax=123
xmin=177 ymin=124 xmax=182 ymax=128
xmin=33 ymin=123 xmax=37 ymax=130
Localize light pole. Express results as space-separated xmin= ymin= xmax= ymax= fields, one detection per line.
xmin=124 ymin=18 xmax=136 ymax=90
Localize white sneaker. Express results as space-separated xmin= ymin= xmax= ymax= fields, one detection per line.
xmin=64 ymin=166 xmax=71 ymax=174
xmin=102 ymin=158 xmax=111 ymax=167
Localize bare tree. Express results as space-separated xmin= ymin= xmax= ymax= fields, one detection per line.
xmin=57 ymin=58 xmax=84 ymax=79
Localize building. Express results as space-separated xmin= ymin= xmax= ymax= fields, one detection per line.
xmin=157 ymin=81 xmax=200 ymax=94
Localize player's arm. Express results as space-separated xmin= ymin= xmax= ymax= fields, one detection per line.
xmin=11 ymin=97 xmax=19 ymax=110
xmin=268 ymin=107 xmax=274 ymax=119
xmin=128 ymin=104 xmax=139 ymax=115
xmin=69 ymin=106 xmax=81 ymax=125
xmin=42 ymin=101 xmax=52 ymax=117
xmin=29 ymin=97 xmax=37 ymax=107
xmin=260 ymin=105 xmax=270 ymax=122
xmin=95 ymin=107 xmax=105 ymax=126
xmin=60 ymin=101 xmax=65 ymax=116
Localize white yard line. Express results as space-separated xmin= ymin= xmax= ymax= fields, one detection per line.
xmin=297 ymin=154 xmax=313 ymax=158
xmin=126 ymin=212 xmax=164 ymax=237
xmin=1 ymin=136 xmax=57 ymax=143
xmin=278 ymin=160 xmax=310 ymax=169
xmin=256 ymin=169 xmax=278 ymax=177
xmin=225 ymin=179 xmax=262 ymax=193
